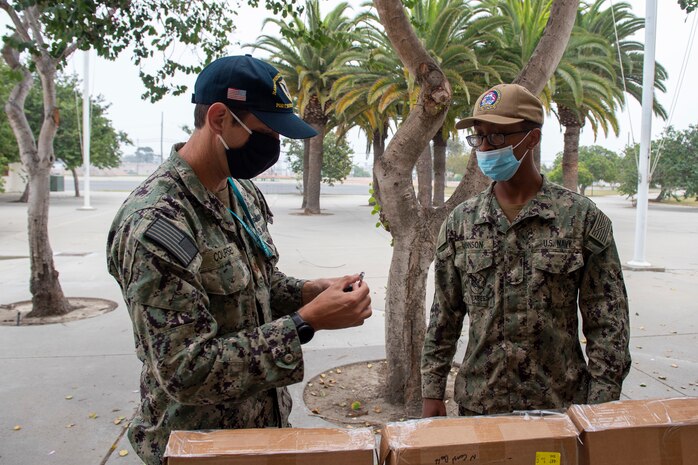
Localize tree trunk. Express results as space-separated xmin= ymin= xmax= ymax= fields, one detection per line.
xmin=533 ymin=144 xmax=541 ymax=171
xmin=432 ymin=130 xmax=447 ymax=206
xmin=4 ymin=42 xmax=71 ymax=317
xmin=71 ymin=166 xmax=80 ymax=197
xmin=302 ymin=138 xmax=309 ymax=208
xmin=384 ymin=224 xmax=435 ymax=415
xmin=27 ymin=164 xmax=71 ymax=317
xmin=374 ymin=0 xmax=578 ymax=413
xmin=371 ymin=129 xmax=385 ymax=207
xmin=562 ymin=124 xmax=580 ymax=192
xmin=19 ymin=182 xmax=29 ymax=203
xmin=416 ymin=144 xmax=432 ymax=208
xmin=304 ymin=122 xmax=324 ymax=214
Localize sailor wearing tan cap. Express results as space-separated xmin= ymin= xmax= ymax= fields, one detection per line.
xmin=421 ymin=84 xmax=631 ymax=417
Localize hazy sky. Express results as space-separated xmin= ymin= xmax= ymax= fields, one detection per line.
xmin=59 ymin=0 xmax=697 ymax=166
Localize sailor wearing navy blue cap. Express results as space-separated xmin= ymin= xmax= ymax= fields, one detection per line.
xmin=107 ymin=55 xmax=372 ymax=465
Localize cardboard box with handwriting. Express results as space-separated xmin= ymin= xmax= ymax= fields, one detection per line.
xmin=165 ymin=427 xmax=376 ymax=465
xmin=379 ymin=414 xmax=579 ymax=465
xmin=567 ymin=397 xmax=698 ymax=465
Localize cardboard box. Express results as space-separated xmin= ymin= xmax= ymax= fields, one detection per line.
xmin=164 ymin=427 xmax=376 ymax=465
xmin=567 ymin=397 xmax=698 ymax=465
xmin=379 ymin=413 xmax=579 ymax=465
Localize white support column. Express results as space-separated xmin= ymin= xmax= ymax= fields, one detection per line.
xmin=628 ymin=0 xmax=657 ymax=268
xmin=79 ymin=49 xmax=95 ymax=211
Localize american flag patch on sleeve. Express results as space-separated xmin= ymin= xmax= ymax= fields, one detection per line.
xmin=227 ymin=88 xmax=247 ymax=101
xmin=144 ymin=217 xmax=198 ymax=267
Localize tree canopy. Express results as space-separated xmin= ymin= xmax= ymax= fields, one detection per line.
xmin=619 ymin=126 xmax=698 ymax=200
xmin=284 ymin=131 xmax=353 ymax=186
xmin=0 ymin=64 xmax=128 ymax=191
xmin=679 ymin=0 xmax=698 ymax=13
xmin=547 ymin=144 xmax=621 ymax=195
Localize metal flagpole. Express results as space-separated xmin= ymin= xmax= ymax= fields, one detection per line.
xmin=628 ymin=0 xmax=657 ymax=268
xmin=79 ymin=49 xmax=95 ymax=211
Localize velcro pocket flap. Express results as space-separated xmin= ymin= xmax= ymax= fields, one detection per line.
xmin=533 ymin=251 xmax=584 ymax=274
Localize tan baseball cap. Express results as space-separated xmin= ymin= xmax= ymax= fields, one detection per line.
xmin=455 ymin=83 xmax=544 ymax=129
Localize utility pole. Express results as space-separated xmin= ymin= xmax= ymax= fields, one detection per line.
xmin=79 ymin=49 xmax=95 ymax=211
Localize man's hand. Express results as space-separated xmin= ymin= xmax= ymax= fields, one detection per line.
xmin=298 ymin=274 xmax=371 ymax=330
xmin=301 ymin=278 xmax=337 ymax=305
xmin=422 ymin=398 xmax=447 ymax=418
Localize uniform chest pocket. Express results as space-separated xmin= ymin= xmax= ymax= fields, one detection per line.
xmin=529 ymin=251 xmax=584 ymax=310
xmin=457 ymin=251 xmax=496 ymax=309
xmin=200 ymin=254 xmax=251 ymax=296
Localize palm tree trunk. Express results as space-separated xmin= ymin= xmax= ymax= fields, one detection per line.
xmin=416 ymin=143 xmax=432 ymax=208
xmin=371 ymin=129 xmax=385 ymax=208
xmin=302 ymin=139 xmax=309 ymax=208
xmin=304 ymin=122 xmax=324 ymax=214
xmin=71 ymin=166 xmax=80 ymax=197
xmin=432 ymin=130 xmax=447 ymax=206
xmin=562 ymin=124 xmax=580 ymax=192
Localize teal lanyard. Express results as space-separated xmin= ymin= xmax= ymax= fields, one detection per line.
xmin=227 ymin=178 xmax=273 ymax=258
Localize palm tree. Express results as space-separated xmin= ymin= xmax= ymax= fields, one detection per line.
xmin=332 ymin=0 xmax=506 ymax=209
xmin=552 ymin=27 xmax=620 ymax=191
xmin=253 ymin=0 xmax=356 ymax=214
xmin=410 ymin=0 xmax=510 ymax=205
xmin=554 ymin=0 xmax=668 ymax=191
xmin=329 ymin=9 xmax=411 ymax=210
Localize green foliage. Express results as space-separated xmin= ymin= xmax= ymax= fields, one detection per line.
xmin=52 ymin=76 xmax=130 ymax=171
xmin=0 ymin=63 xmax=127 ymax=181
xmin=368 ymin=183 xmax=391 ymax=239
xmin=283 ymin=131 xmax=353 ymax=186
xmin=352 ymin=165 xmax=370 ymax=177
xmin=2 ymin=1 xmax=303 ymax=101
xmin=619 ymin=126 xmax=698 ymax=199
xmin=254 ymin=0 xmax=356 ymax=122
xmin=446 ymin=137 xmax=469 ymax=179
xmin=679 ymin=0 xmax=698 ymax=13
xmin=548 ymin=145 xmax=621 ymax=193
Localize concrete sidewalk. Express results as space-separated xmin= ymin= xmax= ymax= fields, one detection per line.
xmin=0 ymin=190 xmax=697 ymax=465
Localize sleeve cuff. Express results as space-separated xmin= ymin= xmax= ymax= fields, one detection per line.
xmin=421 ymin=373 xmax=448 ymax=400
xmin=260 ymin=317 xmax=305 ymax=384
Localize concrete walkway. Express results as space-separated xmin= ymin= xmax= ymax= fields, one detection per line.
xmin=0 ymin=189 xmax=696 ymax=464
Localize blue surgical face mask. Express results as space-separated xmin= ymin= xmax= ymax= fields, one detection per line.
xmin=475 ymin=132 xmax=531 ymax=181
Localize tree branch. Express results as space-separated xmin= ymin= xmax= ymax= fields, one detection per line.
xmin=373 ymin=0 xmax=452 ymax=232
xmin=24 ymin=5 xmax=47 ymax=52
xmin=0 ymin=1 xmax=32 ymax=42
xmin=373 ymin=0 xmax=436 ymax=79
xmin=59 ymin=41 xmax=80 ymax=62
xmin=514 ymin=0 xmax=579 ymax=95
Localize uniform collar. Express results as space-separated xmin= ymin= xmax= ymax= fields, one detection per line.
xmin=169 ymin=144 xmax=234 ymax=229
xmin=474 ymin=175 xmax=557 ymax=227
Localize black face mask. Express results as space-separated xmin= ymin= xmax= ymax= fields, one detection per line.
xmin=218 ymin=131 xmax=280 ymax=180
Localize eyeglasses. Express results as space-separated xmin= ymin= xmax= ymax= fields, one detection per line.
xmin=465 ymin=131 xmax=529 ymax=148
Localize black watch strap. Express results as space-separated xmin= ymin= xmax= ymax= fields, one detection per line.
xmin=291 ymin=312 xmax=315 ymax=344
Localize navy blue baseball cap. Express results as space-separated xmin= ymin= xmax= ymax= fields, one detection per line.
xmin=191 ymin=55 xmax=317 ymax=139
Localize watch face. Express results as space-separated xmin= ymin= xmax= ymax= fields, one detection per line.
xmin=297 ymin=323 xmax=314 ymax=344
xmin=292 ymin=312 xmax=314 ymax=344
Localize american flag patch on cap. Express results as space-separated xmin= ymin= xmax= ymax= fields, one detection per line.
xmin=227 ymin=88 xmax=247 ymax=101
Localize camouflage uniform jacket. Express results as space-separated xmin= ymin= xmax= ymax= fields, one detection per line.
xmin=422 ymin=177 xmax=631 ymax=414
xmin=107 ymin=146 xmax=306 ymax=465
